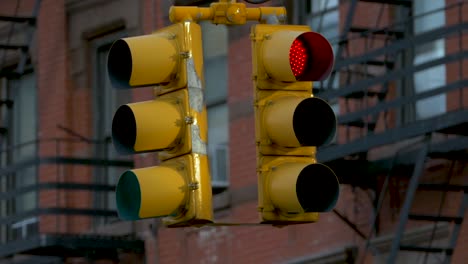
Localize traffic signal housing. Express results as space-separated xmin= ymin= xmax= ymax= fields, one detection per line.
xmin=251 ymin=24 xmax=340 ymax=224
xmin=108 ymin=22 xmax=213 ymax=227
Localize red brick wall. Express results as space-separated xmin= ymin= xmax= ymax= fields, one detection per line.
xmin=7 ymin=0 xmax=465 ymax=262
xmin=156 ymin=5 xmax=360 ymax=263
xmin=158 ymin=201 xmax=357 ymax=264
xmin=228 ymin=32 xmax=256 ymax=189
xmin=445 ymin=0 xmax=468 ymax=111
xmin=37 ymin=0 xmax=69 ymax=234
xmin=155 ymin=1 xmax=468 ymax=263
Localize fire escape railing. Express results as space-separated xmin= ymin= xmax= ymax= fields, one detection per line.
xmin=0 ymin=138 xmax=133 ymax=249
xmin=316 ymin=1 xmax=468 ymax=163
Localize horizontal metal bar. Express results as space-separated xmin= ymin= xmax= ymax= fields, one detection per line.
xmin=399 ymin=245 xmax=453 ymax=254
xmin=321 ymin=50 xmax=468 ymax=100
xmin=0 ymin=234 xmax=144 ymax=258
xmin=0 ymin=15 xmax=36 ymax=24
xmin=0 ymin=44 xmax=28 ymax=50
xmin=333 ymin=22 xmax=468 ymax=71
xmin=0 ymin=207 xmax=117 ymax=225
xmin=53 ymin=156 xmax=134 ymax=166
xmin=0 ymin=156 xmax=133 ymax=177
xmin=317 ymin=109 xmax=468 ymax=162
xmin=39 ymin=233 xmax=144 ymax=250
xmin=367 ymin=136 xmax=468 ymax=173
xmin=338 ymin=79 xmax=468 ymax=124
xmin=0 ymin=99 xmax=14 ymax=107
xmin=349 ymin=26 xmax=404 ymax=38
xmin=408 ymin=214 xmax=463 ymax=224
xmin=42 ymin=207 xmax=118 ymax=217
xmin=0 ymin=182 xmax=116 ymax=200
xmin=308 ymin=5 xmax=339 ymax=18
xmin=418 ymin=183 xmax=468 ymax=193
xmin=1 ymin=137 xmax=109 ymax=155
xmin=358 ymin=0 xmax=412 ymax=6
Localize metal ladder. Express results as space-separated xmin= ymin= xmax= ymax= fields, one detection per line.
xmin=0 ymin=0 xmax=41 ymax=156
xmin=336 ymin=0 xmax=409 ymax=140
xmin=387 ymin=135 xmax=468 ymax=263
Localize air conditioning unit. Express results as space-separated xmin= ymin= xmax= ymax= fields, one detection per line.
xmin=11 ymin=216 xmax=38 ymax=239
xmin=208 ymin=144 xmax=229 ymax=191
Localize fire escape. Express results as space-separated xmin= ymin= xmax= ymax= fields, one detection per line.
xmin=0 ymin=1 xmax=144 ymax=263
xmin=309 ymin=0 xmax=468 ymax=263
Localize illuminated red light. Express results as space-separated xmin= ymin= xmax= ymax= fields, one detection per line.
xmin=289 ymin=39 xmax=308 ymax=78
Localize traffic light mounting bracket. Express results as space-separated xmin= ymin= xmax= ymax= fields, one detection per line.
xmin=111 ymin=1 xmax=338 ymax=227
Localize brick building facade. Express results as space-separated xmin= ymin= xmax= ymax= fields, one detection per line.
xmin=0 ymin=0 xmax=467 ymax=263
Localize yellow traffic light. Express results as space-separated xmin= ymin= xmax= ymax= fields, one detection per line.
xmin=115 ymin=153 xmax=212 ymax=226
xmin=111 ymin=89 xmax=189 ymax=155
xmin=107 ymin=34 xmax=178 ymax=88
xmin=107 ymin=22 xmax=203 ymax=91
xmin=251 ymin=24 xmax=339 ymax=224
xmin=108 ymin=22 xmax=213 ymax=227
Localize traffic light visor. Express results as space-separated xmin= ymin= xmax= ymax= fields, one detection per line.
xmin=107 ymin=34 xmax=178 ymax=89
xmin=112 ymin=99 xmax=183 ymax=154
xmin=116 ymin=166 xmax=187 ymax=220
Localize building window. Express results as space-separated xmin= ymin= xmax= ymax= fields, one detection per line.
xmin=1 ymin=72 xmax=38 ymax=240
xmin=11 ymin=73 xmax=37 ymax=213
xmin=307 ymin=0 xmax=339 ymax=41
xmin=413 ymin=0 xmax=446 ymax=119
xmin=92 ymin=36 xmax=130 ymax=223
xmin=201 ymin=21 xmax=229 ymax=191
xmin=306 ymin=0 xmax=340 ymax=141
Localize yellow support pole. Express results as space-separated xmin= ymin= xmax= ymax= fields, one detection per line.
xmin=169 ymin=2 xmax=286 ymax=25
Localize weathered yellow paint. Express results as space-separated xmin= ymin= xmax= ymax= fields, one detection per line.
xmin=195 ymin=107 xmax=209 ymax=144
xmin=268 ymin=162 xmax=308 ymax=213
xmin=163 ymin=153 xmax=213 ymax=226
xmin=195 ymin=153 xmax=213 ymax=220
xmin=169 ymin=6 xmax=213 ymax=24
xmin=157 ymin=22 xmax=206 ymax=161
xmin=182 ymin=21 xmax=204 ymax=83
xmin=247 ymin=7 xmax=287 ymax=22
